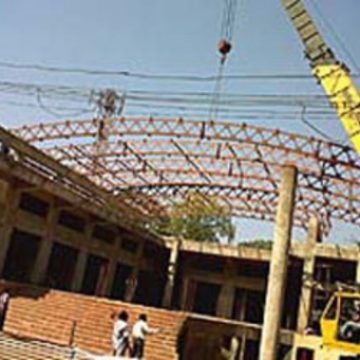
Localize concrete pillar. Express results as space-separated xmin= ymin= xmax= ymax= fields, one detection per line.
xmin=356 ymin=246 xmax=360 ymax=285
xmin=297 ymin=216 xmax=320 ymax=333
xmin=238 ymin=334 xmax=246 ymax=360
xmin=124 ymin=241 xmax=144 ymax=302
xmin=238 ymin=291 xmax=247 ymax=322
xmin=180 ymin=276 xmax=190 ymax=310
xmin=71 ymin=250 xmax=88 ymax=291
xmin=217 ymin=284 xmax=235 ymax=318
xmin=103 ymin=257 xmax=117 ymax=296
xmin=31 ymin=205 xmax=58 ymax=284
xmin=162 ymin=239 xmax=181 ymax=308
xmin=259 ymin=166 xmax=297 ymax=360
xmin=71 ymin=221 xmax=94 ymax=292
xmin=216 ymin=259 xmax=237 ymax=318
xmin=0 ymin=184 xmax=19 ymax=275
xmin=102 ymin=236 xmax=122 ymax=296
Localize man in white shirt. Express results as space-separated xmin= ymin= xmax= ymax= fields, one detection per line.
xmin=131 ymin=314 xmax=160 ymax=359
xmin=0 ymin=288 xmax=10 ymax=330
xmin=112 ymin=310 xmax=130 ymax=357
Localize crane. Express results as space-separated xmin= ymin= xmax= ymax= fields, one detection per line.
xmin=280 ymin=2 xmax=360 ymax=359
xmin=282 ymin=0 xmax=360 ymax=157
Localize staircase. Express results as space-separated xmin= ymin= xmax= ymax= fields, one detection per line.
xmin=1 ymin=281 xmax=187 ymax=360
xmin=0 ymin=333 xmax=73 ymax=360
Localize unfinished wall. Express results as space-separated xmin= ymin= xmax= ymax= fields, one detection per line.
xmin=0 ymin=178 xmax=167 ymax=305
xmin=2 ymin=281 xmax=187 ymax=360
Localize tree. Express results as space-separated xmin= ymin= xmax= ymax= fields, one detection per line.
xmin=152 ymin=192 xmax=235 ymax=243
xmin=239 ymin=239 xmax=272 ymax=250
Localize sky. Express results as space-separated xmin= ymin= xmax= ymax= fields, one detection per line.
xmin=0 ymin=0 xmax=359 ymax=244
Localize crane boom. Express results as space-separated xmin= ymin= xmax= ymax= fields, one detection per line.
xmin=282 ymin=0 xmax=360 ymax=156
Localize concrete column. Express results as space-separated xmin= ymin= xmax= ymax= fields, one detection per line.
xmin=162 ymin=239 xmax=181 ymax=308
xmin=238 ymin=334 xmax=246 ymax=360
xmin=30 ymin=204 xmax=58 ymax=284
xmin=216 ymin=259 xmax=237 ymax=318
xmin=0 ymin=184 xmax=19 ymax=275
xmin=124 ymin=240 xmax=144 ymax=302
xmin=217 ymin=284 xmax=235 ymax=318
xmin=71 ymin=250 xmax=88 ymax=291
xmin=102 ymin=257 xmax=117 ymax=296
xmin=238 ymin=291 xmax=247 ymax=321
xmin=180 ymin=276 xmax=190 ymax=310
xmin=356 ymin=246 xmax=360 ymax=285
xmin=102 ymin=236 xmax=122 ymax=296
xmin=297 ymin=216 xmax=320 ymax=333
xmin=259 ymin=166 xmax=297 ymax=360
xmin=71 ymin=221 xmax=94 ymax=291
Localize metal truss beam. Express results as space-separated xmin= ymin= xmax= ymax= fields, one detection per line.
xmin=11 ymin=117 xmax=360 ymax=233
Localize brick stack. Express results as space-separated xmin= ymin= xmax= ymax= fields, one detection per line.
xmin=1 ymin=281 xmax=188 ymax=360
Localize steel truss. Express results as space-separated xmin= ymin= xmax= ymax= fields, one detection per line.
xmin=12 ymin=117 xmax=360 ymax=233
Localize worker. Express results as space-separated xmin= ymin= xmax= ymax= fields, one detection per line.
xmin=0 ymin=288 xmax=10 ymax=330
xmin=112 ymin=310 xmax=131 ymax=357
xmin=340 ymin=301 xmax=360 ymax=342
xmin=131 ymin=314 xmax=160 ymax=359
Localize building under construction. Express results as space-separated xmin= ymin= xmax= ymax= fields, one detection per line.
xmin=0 ymin=0 xmax=360 ymax=360
xmin=0 ymin=113 xmax=358 ymax=360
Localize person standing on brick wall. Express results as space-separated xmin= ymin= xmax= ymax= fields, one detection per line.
xmin=131 ymin=314 xmax=160 ymax=360
xmin=0 ymin=288 xmax=10 ymax=330
xmin=112 ymin=310 xmax=131 ymax=357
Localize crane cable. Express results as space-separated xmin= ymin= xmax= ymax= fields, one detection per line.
xmin=221 ymin=0 xmax=238 ymax=47
xmin=209 ymin=0 xmax=239 ymax=120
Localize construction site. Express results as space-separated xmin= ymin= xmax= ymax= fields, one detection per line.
xmin=0 ymin=0 xmax=359 ymax=359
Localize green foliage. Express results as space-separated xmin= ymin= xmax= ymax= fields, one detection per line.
xmin=239 ymin=239 xmax=273 ymax=249
xmin=152 ymin=192 xmax=235 ymax=243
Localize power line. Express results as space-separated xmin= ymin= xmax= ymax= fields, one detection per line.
xmin=300 ymin=105 xmax=335 ymax=142
xmin=0 ymin=79 xmax=339 ymax=141
xmin=0 ymin=79 xmax=332 ymax=104
xmin=0 ymin=60 xmax=359 ymax=82
xmin=308 ymin=0 xmax=360 ymax=74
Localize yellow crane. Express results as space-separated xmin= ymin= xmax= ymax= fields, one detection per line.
xmin=281 ymin=1 xmax=360 ymax=358
xmin=285 ymin=291 xmax=360 ymax=359
xmin=320 ymin=291 xmax=360 ymax=356
xmin=282 ymin=0 xmax=360 ymax=156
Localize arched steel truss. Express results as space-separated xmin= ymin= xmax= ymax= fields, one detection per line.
xmin=12 ymin=117 xmax=360 ymax=233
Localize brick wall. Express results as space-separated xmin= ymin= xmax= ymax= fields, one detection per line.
xmin=1 ymin=281 xmax=188 ymax=360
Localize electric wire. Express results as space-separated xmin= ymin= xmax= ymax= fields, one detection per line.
xmin=0 ymin=80 xmax=334 ymax=107
xmin=0 ymin=78 xmax=341 ymax=144
xmin=308 ymin=0 xmax=360 ymax=74
xmin=300 ymin=105 xmax=334 ymax=141
xmin=0 ymin=99 xmax=337 ymax=121
xmin=1 ymin=60 xmax=358 ymax=82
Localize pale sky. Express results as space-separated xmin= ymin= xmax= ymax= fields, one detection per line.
xmin=0 ymin=0 xmax=359 ymax=244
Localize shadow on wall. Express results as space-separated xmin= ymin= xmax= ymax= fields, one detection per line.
xmin=0 ymin=279 xmax=50 ymax=301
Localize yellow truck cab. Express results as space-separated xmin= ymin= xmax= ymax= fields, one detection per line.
xmin=321 ymin=291 xmax=360 ymax=356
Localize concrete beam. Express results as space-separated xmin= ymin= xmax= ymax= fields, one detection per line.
xmin=0 ymin=157 xmax=163 ymax=247
xmin=165 ymin=236 xmax=360 ymax=263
